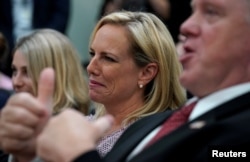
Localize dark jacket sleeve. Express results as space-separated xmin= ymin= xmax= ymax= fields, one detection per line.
xmin=73 ymin=150 xmax=104 ymax=162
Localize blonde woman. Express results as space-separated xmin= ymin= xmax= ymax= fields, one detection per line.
xmin=11 ymin=29 xmax=90 ymax=114
xmin=3 ymin=29 xmax=90 ymax=162
xmin=85 ymin=10 xmax=186 ymax=156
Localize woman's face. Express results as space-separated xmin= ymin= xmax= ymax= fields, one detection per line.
xmin=12 ymin=50 xmax=34 ymax=95
xmin=87 ymin=24 xmax=143 ymax=106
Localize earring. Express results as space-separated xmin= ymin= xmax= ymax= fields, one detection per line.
xmin=139 ymin=84 xmax=143 ymax=88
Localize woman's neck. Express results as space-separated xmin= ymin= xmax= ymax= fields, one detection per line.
xmin=104 ymin=103 xmax=143 ymax=133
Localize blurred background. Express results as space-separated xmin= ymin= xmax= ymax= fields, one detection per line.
xmin=0 ymin=0 xmax=191 ymax=74
xmin=66 ymin=0 xmax=102 ymax=66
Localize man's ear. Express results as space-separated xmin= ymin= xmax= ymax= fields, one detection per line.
xmin=138 ymin=63 xmax=158 ymax=87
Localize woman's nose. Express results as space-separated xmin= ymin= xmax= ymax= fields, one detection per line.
xmin=12 ymin=73 xmax=24 ymax=87
xmin=87 ymin=56 xmax=100 ymax=75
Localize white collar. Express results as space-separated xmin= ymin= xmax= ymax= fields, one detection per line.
xmin=189 ymin=83 xmax=250 ymax=121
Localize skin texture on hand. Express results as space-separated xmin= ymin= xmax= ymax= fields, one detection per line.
xmin=36 ymin=110 xmax=114 ymax=162
xmin=0 ymin=68 xmax=54 ymax=162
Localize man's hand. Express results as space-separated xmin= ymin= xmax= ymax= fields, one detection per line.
xmin=37 ymin=109 xmax=113 ymax=162
xmin=0 ymin=68 xmax=55 ymax=162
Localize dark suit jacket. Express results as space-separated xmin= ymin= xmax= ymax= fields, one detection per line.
xmin=0 ymin=0 xmax=70 ymax=76
xmin=74 ymin=92 xmax=250 ymax=162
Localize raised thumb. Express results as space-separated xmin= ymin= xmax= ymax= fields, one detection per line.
xmin=37 ymin=68 xmax=55 ymax=115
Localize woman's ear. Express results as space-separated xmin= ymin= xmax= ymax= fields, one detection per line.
xmin=138 ymin=63 xmax=158 ymax=87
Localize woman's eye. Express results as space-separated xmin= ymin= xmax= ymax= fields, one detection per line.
xmin=89 ymin=51 xmax=95 ymax=57
xmin=104 ymin=56 xmax=116 ymax=62
xmin=11 ymin=67 xmax=17 ymax=76
xmin=23 ymin=69 xmax=29 ymax=77
xmin=12 ymin=70 xmax=17 ymax=76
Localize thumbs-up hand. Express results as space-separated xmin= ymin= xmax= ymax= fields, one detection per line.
xmin=0 ymin=68 xmax=55 ymax=162
xmin=37 ymin=109 xmax=114 ymax=162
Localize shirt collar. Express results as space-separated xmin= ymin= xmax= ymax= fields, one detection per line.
xmin=189 ymin=82 xmax=250 ymax=121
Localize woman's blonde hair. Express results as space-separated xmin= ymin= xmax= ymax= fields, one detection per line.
xmin=13 ymin=29 xmax=90 ymax=114
xmin=90 ymin=11 xmax=186 ymax=124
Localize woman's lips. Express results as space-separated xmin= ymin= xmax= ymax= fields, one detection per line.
xmin=89 ymin=79 xmax=104 ymax=88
